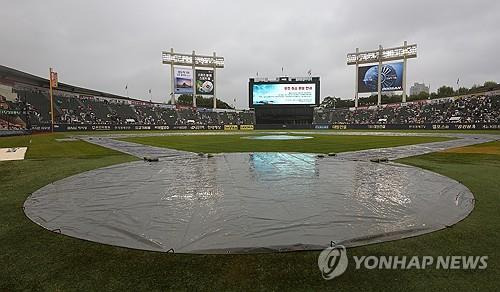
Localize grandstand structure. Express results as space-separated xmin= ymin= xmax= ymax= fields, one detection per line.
xmin=313 ymin=91 xmax=500 ymax=130
xmin=1 ymin=64 xmax=499 ymax=132
xmin=0 ymin=65 xmax=254 ymax=133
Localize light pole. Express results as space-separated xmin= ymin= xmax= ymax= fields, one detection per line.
xmin=347 ymin=42 xmax=417 ymax=107
xmin=162 ymin=49 xmax=225 ymax=108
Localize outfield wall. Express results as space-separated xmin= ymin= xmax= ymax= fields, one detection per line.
xmin=316 ymin=123 xmax=500 ymax=130
xmin=12 ymin=122 xmax=500 ymax=133
xmin=258 ymin=123 xmax=500 ymax=130
xmin=0 ymin=129 xmax=30 ymax=137
xmin=29 ymin=124 xmax=255 ymax=132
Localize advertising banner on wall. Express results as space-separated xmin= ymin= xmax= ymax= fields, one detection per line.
xmin=174 ymin=67 xmax=193 ymax=94
xmin=195 ymin=69 xmax=215 ymax=95
xmin=358 ymin=62 xmax=403 ymax=93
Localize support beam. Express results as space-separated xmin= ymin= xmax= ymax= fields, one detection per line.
xmin=49 ymin=68 xmax=54 ymax=132
xmin=402 ymin=40 xmax=408 ymax=103
xmin=213 ymin=51 xmax=217 ymax=109
xmin=377 ymin=45 xmax=382 ymax=106
xmin=170 ymin=48 xmax=175 ymax=105
xmin=192 ymin=50 xmax=196 ymax=108
xmin=355 ymin=47 xmax=359 ymax=108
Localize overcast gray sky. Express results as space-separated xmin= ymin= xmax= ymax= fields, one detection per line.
xmin=1 ymin=0 xmax=499 ymax=108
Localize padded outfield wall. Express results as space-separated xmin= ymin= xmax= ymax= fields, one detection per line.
xmin=12 ymin=122 xmax=500 ymax=132
xmin=256 ymin=123 xmax=500 ymax=130
xmin=318 ymin=123 xmax=500 ymax=130
xmin=28 ymin=124 xmax=255 ymax=132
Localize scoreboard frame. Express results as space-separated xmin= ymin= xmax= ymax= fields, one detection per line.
xmin=248 ymin=77 xmax=320 ymax=108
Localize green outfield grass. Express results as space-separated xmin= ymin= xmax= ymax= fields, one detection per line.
xmin=59 ymin=128 xmax=500 ymax=136
xmin=119 ymin=133 xmax=452 ymax=153
xmin=0 ymin=133 xmax=498 ymax=291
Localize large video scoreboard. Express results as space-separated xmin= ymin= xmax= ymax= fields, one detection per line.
xmin=249 ymin=77 xmax=320 ymax=108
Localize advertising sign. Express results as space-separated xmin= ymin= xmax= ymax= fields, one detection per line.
xmin=239 ymin=125 xmax=254 ymax=130
xmin=195 ymin=69 xmax=214 ymax=95
xmin=174 ymin=67 xmax=193 ymax=94
xmin=358 ymin=62 xmax=403 ymax=93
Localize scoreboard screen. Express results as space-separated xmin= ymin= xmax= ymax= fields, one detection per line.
xmin=249 ymin=77 xmax=320 ymax=107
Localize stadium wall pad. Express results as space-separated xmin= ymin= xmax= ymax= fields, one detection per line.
xmin=28 ymin=124 xmax=255 ymax=132
xmin=316 ymin=123 xmax=500 ymax=130
xmin=20 ymin=122 xmax=500 ymax=132
xmin=0 ymin=129 xmax=30 ymax=137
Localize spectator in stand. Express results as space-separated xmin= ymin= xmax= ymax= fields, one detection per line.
xmin=9 ymin=89 xmax=255 ymax=127
xmin=314 ymin=95 xmax=499 ymax=125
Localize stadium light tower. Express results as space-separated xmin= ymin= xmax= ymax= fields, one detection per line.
xmin=347 ymin=41 xmax=417 ymax=107
xmin=162 ymin=49 xmax=224 ymax=108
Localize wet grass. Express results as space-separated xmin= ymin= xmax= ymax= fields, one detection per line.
xmin=65 ymin=128 xmax=500 ymax=135
xmin=0 ymin=133 xmax=498 ymax=291
xmin=120 ymin=134 xmax=452 ymax=154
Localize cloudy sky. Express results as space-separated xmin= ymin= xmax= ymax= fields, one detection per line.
xmin=1 ymin=0 xmax=499 ymax=108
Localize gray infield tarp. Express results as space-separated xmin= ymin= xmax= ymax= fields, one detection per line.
xmin=24 ymin=152 xmax=474 ymax=253
xmin=24 ymin=132 xmax=498 ymax=253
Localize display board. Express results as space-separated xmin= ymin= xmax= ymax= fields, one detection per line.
xmin=174 ymin=67 xmax=193 ymax=94
xmin=249 ymin=77 xmax=320 ymax=107
xmin=195 ymin=69 xmax=215 ymax=95
xmin=358 ymin=62 xmax=403 ymax=93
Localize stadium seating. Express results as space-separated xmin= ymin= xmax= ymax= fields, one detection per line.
xmin=20 ymin=90 xmax=51 ymax=123
xmin=5 ymin=79 xmax=498 ymax=131
xmin=314 ymin=94 xmax=500 ymax=124
xmin=1 ymin=87 xmax=255 ymax=129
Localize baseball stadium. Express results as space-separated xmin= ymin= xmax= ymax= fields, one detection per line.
xmin=1 ymin=1 xmax=500 ymax=291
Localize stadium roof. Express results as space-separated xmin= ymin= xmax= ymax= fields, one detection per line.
xmin=0 ymin=64 xmax=140 ymax=102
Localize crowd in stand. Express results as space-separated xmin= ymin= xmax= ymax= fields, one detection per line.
xmin=3 ymin=86 xmax=500 ymax=131
xmin=314 ymin=94 xmax=500 ymax=124
xmin=1 ymin=94 xmax=26 ymax=130
xmin=1 ymin=88 xmax=254 ymax=129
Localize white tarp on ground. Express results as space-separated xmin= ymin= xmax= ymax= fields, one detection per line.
xmin=0 ymin=147 xmax=27 ymax=161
